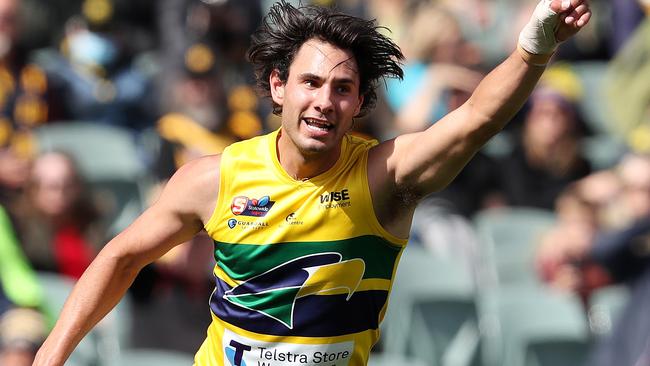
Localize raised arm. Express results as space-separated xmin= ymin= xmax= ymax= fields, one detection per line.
xmin=369 ymin=0 xmax=591 ymax=212
xmin=32 ymin=155 xmax=221 ymax=366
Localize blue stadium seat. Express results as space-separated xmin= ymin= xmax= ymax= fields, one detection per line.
xmin=479 ymin=285 xmax=590 ymax=366
xmin=36 ymin=271 xmax=133 ymax=366
xmin=382 ymin=245 xmax=479 ymax=366
xmin=474 ymin=207 xmax=556 ymax=287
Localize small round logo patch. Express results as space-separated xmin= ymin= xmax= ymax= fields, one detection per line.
xmin=227 ymin=218 xmax=237 ymax=229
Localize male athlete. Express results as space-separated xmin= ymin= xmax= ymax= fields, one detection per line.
xmin=34 ymin=1 xmax=591 ymax=365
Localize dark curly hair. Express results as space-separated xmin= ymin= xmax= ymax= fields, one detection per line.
xmin=247 ymin=1 xmax=404 ymax=117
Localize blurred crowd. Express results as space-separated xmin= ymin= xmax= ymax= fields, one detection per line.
xmin=0 ymin=0 xmax=649 ymax=365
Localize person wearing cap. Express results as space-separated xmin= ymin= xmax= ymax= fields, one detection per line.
xmin=34 ymin=1 xmax=592 ymax=365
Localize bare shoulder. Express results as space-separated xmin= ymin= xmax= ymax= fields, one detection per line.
xmin=157 ymin=154 xmax=222 ymax=224
xmin=367 ymin=133 xmax=420 ymax=198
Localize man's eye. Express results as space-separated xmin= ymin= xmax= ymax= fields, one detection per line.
xmin=337 ymin=86 xmax=351 ymax=94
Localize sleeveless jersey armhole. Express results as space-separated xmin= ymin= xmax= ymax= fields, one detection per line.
xmin=359 ymin=148 xmax=409 ymax=247
xmin=204 ymin=152 xmax=230 ymax=237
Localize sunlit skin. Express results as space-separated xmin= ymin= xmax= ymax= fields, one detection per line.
xmin=270 ymin=39 xmax=364 ymax=180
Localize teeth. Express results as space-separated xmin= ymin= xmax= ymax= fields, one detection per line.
xmin=304 ymin=118 xmax=332 ymax=130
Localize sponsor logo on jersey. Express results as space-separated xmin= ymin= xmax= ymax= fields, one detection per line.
xmin=318 ymin=189 xmax=351 ymax=209
xmin=231 ymin=195 xmax=275 ymax=217
xmin=225 ymin=340 xmax=251 ymax=366
xmin=227 ymin=218 xmax=269 ymax=230
xmin=228 ymin=218 xmax=237 ymax=229
xmin=223 ymin=252 xmax=365 ymax=329
xmin=284 ymin=212 xmax=304 ymax=226
xmin=223 ymin=330 xmax=353 ymax=366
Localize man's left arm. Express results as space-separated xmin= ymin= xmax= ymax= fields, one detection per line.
xmin=371 ymin=0 xmax=591 ymax=198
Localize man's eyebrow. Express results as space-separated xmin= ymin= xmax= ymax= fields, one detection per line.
xmin=297 ymin=73 xmax=356 ymax=85
xmin=297 ymin=72 xmax=323 ymax=81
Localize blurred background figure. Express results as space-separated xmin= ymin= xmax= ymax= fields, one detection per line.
xmin=605 ymin=13 xmax=650 ymax=154
xmin=384 ymin=2 xmax=482 ymax=136
xmin=586 ymin=154 xmax=650 ymax=366
xmin=12 ymin=151 xmax=101 ymax=279
xmin=153 ymin=42 xmax=238 ymax=179
xmin=0 ymin=204 xmax=46 ymax=366
xmin=536 ymin=171 xmax=620 ymax=303
xmin=534 ymin=153 xmax=650 ymax=366
xmin=0 ymin=0 xmax=65 ymax=209
xmin=152 ymin=0 xmax=265 ymax=179
xmin=496 ymin=66 xmax=593 ymax=210
xmin=610 ymin=0 xmax=646 ymax=54
xmin=35 ymin=0 xmax=158 ymax=130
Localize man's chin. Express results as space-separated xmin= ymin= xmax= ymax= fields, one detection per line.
xmin=298 ymin=139 xmax=333 ymax=156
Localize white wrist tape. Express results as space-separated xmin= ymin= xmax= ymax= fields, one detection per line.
xmin=518 ymin=0 xmax=561 ymax=56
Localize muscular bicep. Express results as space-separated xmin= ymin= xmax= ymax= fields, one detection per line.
xmin=374 ymin=104 xmax=492 ymax=199
xmin=374 ymin=52 xmax=545 ymax=199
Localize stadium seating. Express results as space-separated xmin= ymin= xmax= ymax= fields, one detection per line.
xmin=368 ymin=352 xmax=431 ymax=366
xmin=36 ymin=271 xmax=133 ymax=366
xmin=110 ymin=349 xmax=195 ymax=366
xmin=473 ymin=207 xmax=557 ymax=287
xmin=381 ymin=245 xmax=480 ymax=366
xmin=478 ymin=285 xmax=590 ymax=366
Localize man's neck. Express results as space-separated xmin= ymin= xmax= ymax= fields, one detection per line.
xmin=276 ymin=131 xmax=342 ymax=181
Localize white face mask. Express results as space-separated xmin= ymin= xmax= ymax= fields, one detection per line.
xmin=67 ymin=30 xmax=117 ymax=67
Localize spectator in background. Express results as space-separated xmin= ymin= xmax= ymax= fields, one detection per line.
xmin=0 ymin=204 xmax=46 ymax=366
xmin=155 ymin=42 xmax=239 ymax=179
xmin=534 ymin=153 xmax=650 ymax=366
xmin=0 ymin=0 xmax=64 ymax=208
xmin=497 ymin=65 xmax=592 ymax=209
xmin=156 ymin=0 xmax=265 ymax=124
xmin=384 ymin=3 xmax=482 ymax=135
xmin=605 ymin=14 xmax=650 ymax=152
xmin=584 ymin=154 xmax=650 ymax=366
xmin=536 ymin=171 xmax=619 ymax=303
xmin=12 ymin=151 xmax=102 ymax=279
xmin=154 ymin=0 xmax=266 ymax=177
xmin=610 ymin=0 xmax=646 ymax=55
xmin=36 ymin=0 xmax=157 ymax=130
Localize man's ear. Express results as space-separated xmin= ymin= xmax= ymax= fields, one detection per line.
xmin=270 ymin=69 xmax=284 ymax=106
xmin=354 ymin=94 xmax=364 ymax=116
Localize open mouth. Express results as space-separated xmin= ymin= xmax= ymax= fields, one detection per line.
xmin=303 ymin=117 xmax=333 ymax=132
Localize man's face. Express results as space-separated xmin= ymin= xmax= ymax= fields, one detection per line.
xmin=270 ymin=39 xmax=363 ymax=156
xmin=525 ymin=96 xmax=575 ymax=147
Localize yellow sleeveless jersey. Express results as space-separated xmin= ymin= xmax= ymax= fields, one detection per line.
xmin=196 ymin=129 xmax=408 ymax=366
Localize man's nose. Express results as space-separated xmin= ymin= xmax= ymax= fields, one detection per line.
xmin=314 ymin=86 xmax=334 ymax=114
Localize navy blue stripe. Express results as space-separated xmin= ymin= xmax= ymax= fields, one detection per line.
xmin=210 ymin=277 xmax=388 ymax=337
